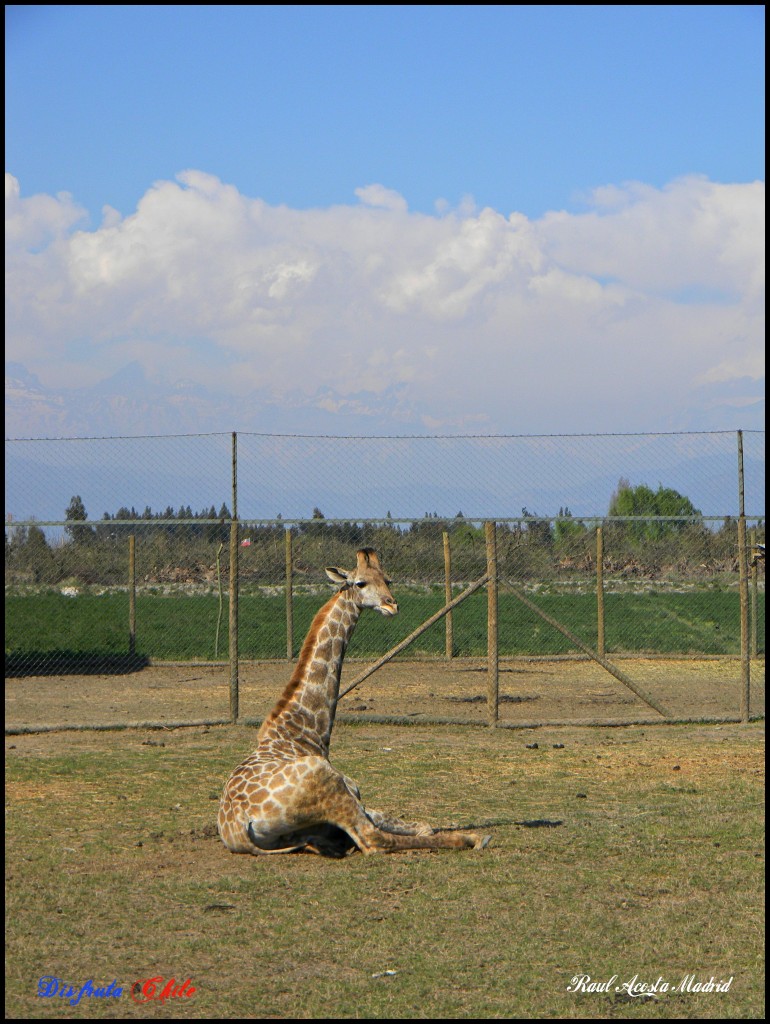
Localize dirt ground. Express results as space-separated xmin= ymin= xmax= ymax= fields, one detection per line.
xmin=5 ymin=655 xmax=765 ymax=732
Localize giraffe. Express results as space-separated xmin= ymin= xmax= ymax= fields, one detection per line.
xmin=218 ymin=548 xmax=491 ymax=856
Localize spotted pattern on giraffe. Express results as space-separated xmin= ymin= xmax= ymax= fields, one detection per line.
xmin=217 ymin=549 xmax=491 ymax=856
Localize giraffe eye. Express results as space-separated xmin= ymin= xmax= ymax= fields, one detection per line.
xmin=355 ymin=580 xmax=367 ymax=589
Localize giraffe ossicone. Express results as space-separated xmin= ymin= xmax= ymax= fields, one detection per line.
xmin=218 ymin=548 xmax=491 ymax=856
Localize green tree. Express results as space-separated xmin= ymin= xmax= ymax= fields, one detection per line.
xmin=553 ymin=506 xmax=587 ymax=544
xmin=521 ymin=507 xmax=552 ymax=547
xmin=608 ymin=481 xmax=702 ymax=540
xmin=65 ymin=495 xmax=95 ymax=545
xmin=304 ymin=507 xmax=327 ymax=537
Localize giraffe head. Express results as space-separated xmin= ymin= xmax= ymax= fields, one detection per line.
xmin=325 ymin=548 xmax=398 ymax=617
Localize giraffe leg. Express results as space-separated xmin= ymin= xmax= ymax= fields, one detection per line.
xmin=340 ymin=772 xmax=434 ymax=836
xmin=245 ymin=820 xmax=312 ymax=854
xmin=365 ymin=808 xmax=435 ymax=836
xmin=223 ymin=758 xmax=491 ymax=857
xmin=342 ymin=771 xmax=481 ymax=843
xmin=294 ymin=824 xmax=357 ymax=858
xmin=349 ymin=815 xmax=491 ymax=854
xmin=230 ymin=821 xmax=353 ymax=857
xmin=240 ymin=820 xmax=490 ymax=854
xmin=317 ymin=772 xmax=491 ymax=853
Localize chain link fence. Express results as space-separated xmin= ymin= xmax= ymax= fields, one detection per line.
xmin=5 ymin=430 xmax=765 ymax=730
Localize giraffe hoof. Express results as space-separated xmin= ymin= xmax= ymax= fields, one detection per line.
xmin=475 ymin=834 xmax=492 ymax=850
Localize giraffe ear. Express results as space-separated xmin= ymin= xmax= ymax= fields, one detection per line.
xmin=325 ymin=566 xmax=350 ymax=585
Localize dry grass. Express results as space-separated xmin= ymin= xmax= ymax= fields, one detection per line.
xmin=5 ymin=656 xmax=765 ymax=730
xmin=5 ymin=717 xmax=765 ymax=1019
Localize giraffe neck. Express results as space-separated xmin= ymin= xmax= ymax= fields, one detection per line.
xmin=257 ymin=588 xmax=361 ymax=758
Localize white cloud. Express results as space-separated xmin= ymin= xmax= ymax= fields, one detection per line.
xmin=696 ymin=346 xmax=765 ymax=386
xmin=4 ymin=170 xmax=765 ymax=434
xmin=378 ymin=208 xmax=545 ymax=319
xmin=354 ymin=183 xmax=409 ymax=213
xmin=5 ymin=172 xmax=87 ymax=248
xmin=539 ymin=175 xmax=765 ymax=299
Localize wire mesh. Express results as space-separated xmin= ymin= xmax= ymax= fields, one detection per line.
xmin=4 ymin=431 xmax=765 ymax=729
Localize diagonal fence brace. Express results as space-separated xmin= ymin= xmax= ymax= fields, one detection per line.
xmin=502 ymin=579 xmax=672 ymax=718
xmin=339 ymin=573 xmax=491 ymax=699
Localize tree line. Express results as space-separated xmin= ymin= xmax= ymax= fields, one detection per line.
xmin=5 ymin=482 xmax=762 ymax=588
xmin=60 ymin=480 xmax=705 ymax=540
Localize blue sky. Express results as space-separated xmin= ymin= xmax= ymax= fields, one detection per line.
xmin=5 ymin=4 xmax=765 ymax=440
xmin=6 ymin=5 xmax=764 ymax=220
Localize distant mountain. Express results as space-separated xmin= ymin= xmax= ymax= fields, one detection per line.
xmin=5 ymin=362 xmax=43 ymax=390
xmin=5 ymin=362 xmax=70 ymax=437
xmin=4 ymin=361 xmax=423 ymax=439
xmin=6 ymin=360 xmax=763 ymax=524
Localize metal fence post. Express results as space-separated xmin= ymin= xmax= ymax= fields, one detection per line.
xmin=128 ymin=534 xmax=136 ymax=658
xmin=596 ymin=526 xmax=605 ymax=657
xmin=443 ymin=530 xmax=453 ymax=660
xmin=285 ymin=528 xmax=294 ymax=661
xmin=229 ymin=432 xmax=239 ymax=723
xmin=486 ymin=521 xmax=498 ymax=726
xmin=750 ymin=527 xmax=758 ymax=660
xmin=737 ymin=430 xmax=750 ymax=723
